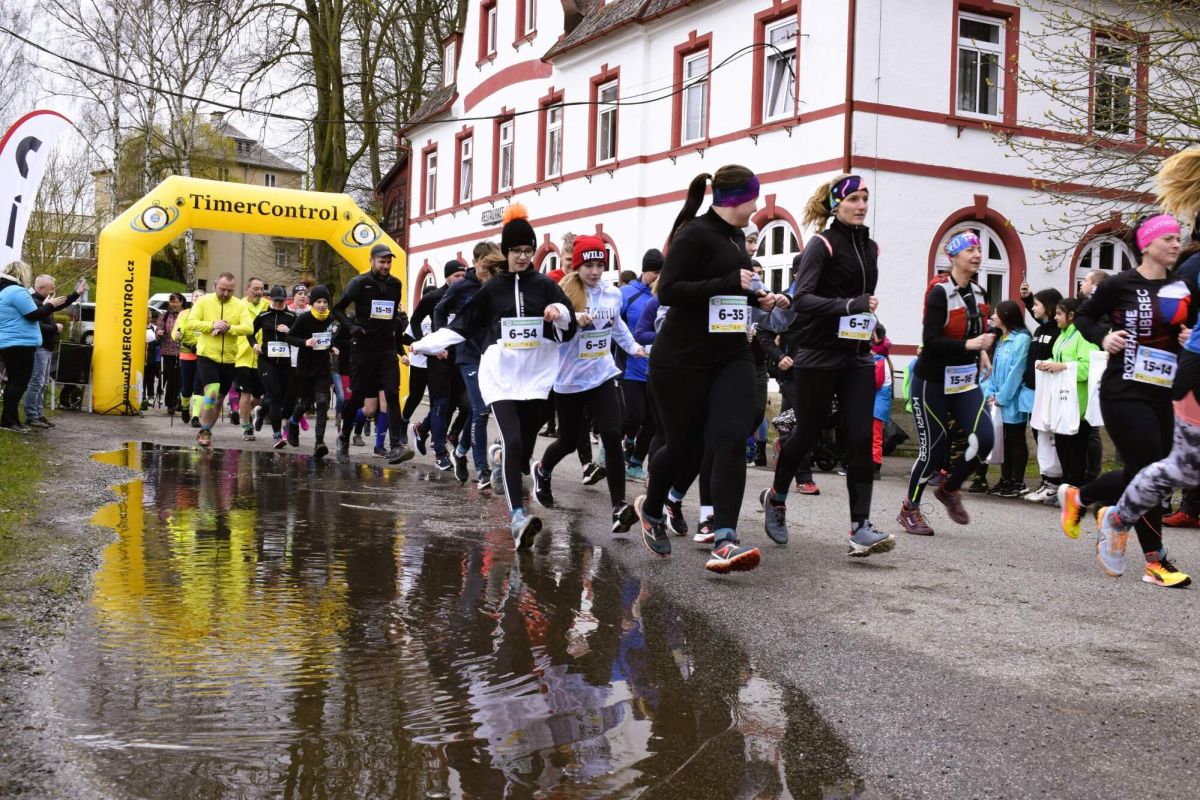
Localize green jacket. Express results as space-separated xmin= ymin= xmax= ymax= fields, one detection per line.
xmin=1050 ymin=323 xmax=1099 ymax=417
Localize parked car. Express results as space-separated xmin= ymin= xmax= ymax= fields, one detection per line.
xmin=69 ymin=302 xmax=160 ymax=346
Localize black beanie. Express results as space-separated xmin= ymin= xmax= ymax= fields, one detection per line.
xmin=500 ymin=203 xmax=536 ymax=255
xmin=444 ymin=259 xmax=466 ymax=279
xmin=309 ymin=284 xmax=331 ymax=303
xmin=642 ymin=248 xmax=664 ymax=272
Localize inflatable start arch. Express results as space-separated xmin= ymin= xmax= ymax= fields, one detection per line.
xmin=93 ymin=176 xmax=404 ymax=414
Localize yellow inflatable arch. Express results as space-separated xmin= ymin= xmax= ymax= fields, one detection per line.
xmin=93 ymin=176 xmax=405 ymax=414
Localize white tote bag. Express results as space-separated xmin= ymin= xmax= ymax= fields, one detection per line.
xmin=1030 ymin=368 xmax=1054 ymax=432
xmin=1048 ymin=362 xmax=1079 ymax=436
xmin=1085 ymin=350 xmax=1108 ymax=428
xmin=1036 ymin=429 xmax=1062 ymax=478
xmin=988 ymin=402 xmax=1005 ymax=465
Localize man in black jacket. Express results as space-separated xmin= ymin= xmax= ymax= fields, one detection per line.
xmin=25 ymin=274 xmax=83 ymax=428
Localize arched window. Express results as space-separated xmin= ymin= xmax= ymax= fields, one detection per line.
xmin=603 ymin=243 xmax=621 ymax=286
xmin=1077 ymin=235 xmax=1135 ymax=280
xmin=421 ymin=269 xmax=438 ymax=292
xmin=540 ymin=252 xmax=559 ymax=274
xmin=755 ymin=219 xmax=801 ymax=293
xmin=934 ymin=223 xmax=1009 ymax=307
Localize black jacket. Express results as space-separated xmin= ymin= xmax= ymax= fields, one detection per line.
xmin=31 ymin=289 xmax=80 ymax=351
xmin=287 ymin=311 xmax=336 ymax=375
xmin=448 ymin=269 xmax=576 ymax=348
xmin=653 ymin=208 xmax=760 ymax=369
xmin=250 ymin=307 xmax=297 ymax=357
xmin=435 ymin=269 xmax=487 ymax=366
xmin=332 ymin=270 xmax=407 ymax=353
xmin=782 ymin=218 xmax=878 ymax=369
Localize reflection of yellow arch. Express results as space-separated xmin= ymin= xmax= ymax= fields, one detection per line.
xmin=93 ymin=176 xmax=405 ymax=414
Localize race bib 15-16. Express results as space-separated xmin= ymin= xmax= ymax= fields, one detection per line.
xmin=944 ymin=364 xmax=978 ymax=394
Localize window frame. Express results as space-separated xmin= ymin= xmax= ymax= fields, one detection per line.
xmin=672 ymin=32 xmax=713 ymax=150
xmin=275 ymin=246 xmax=287 ymax=268
xmin=264 ymin=172 xmax=277 ymax=188
xmin=455 ymin=129 xmax=474 ymax=206
xmin=515 ymin=0 xmax=536 ymax=43
xmin=954 ymin=11 xmax=1005 ymax=121
xmin=1089 ymin=29 xmax=1148 ymax=141
xmin=1077 ymin=235 xmax=1135 ymax=282
xmin=478 ymin=0 xmax=498 ymax=63
xmin=493 ymin=116 xmax=515 ymax=194
xmin=537 ymin=89 xmax=565 ymax=183
xmin=588 ymin=67 xmax=621 ymax=169
xmin=761 ymin=16 xmax=799 ymax=123
xmin=421 ymin=143 xmax=438 ymax=215
xmin=444 ymin=40 xmax=457 ymax=87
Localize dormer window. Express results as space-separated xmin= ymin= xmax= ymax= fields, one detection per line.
xmin=444 ymin=40 xmax=457 ymax=87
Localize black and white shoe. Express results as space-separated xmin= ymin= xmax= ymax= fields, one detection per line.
xmin=452 ymin=451 xmax=469 ymax=483
xmin=664 ymin=496 xmax=689 ymax=536
xmin=532 ymin=462 xmax=554 ymax=508
xmin=612 ymin=502 xmax=638 ymax=533
xmin=435 ymin=453 xmax=452 ymax=471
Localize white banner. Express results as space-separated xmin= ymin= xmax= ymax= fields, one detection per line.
xmin=0 ymin=110 xmax=73 ymax=268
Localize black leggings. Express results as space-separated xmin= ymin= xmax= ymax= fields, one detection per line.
xmin=905 ymin=374 xmax=992 ymax=506
xmin=1079 ymin=398 xmax=1173 ymax=556
xmin=543 ymin=380 xmax=624 ymax=506
xmin=775 ymin=364 xmax=876 ymax=523
xmin=161 ymin=355 xmax=179 ymax=411
xmin=1054 ymin=418 xmax=1092 ymax=488
xmin=179 ymin=357 xmax=198 ymax=407
xmin=622 ymin=380 xmax=657 ymax=462
xmin=0 ymin=346 xmax=34 ymax=427
xmin=493 ymin=398 xmax=548 ymax=513
xmin=1000 ymin=421 xmax=1030 ymax=485
xmin=402 ymin=366 xmax=428 ymax=422
xmin=645 ymin=358 xmax=756 ymax=532
xmin=258 ymin=358 xmax=293 ymax=435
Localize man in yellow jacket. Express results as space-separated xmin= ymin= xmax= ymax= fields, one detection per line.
xmin=233 ymin=276 xmax=268 ymax=441
xmin=185 ymin=272 xmax=252 ymax=447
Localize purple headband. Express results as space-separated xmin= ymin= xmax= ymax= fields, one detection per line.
xmin=946 ymin=232 xmax=981 ymax=257
xmin=713 ymin=175 xmax=761 ymax=207
xmin=1136 ymin=214 xmax=1181 ymax=250
xmin=828 ymin=175 xmax=866 ymax=210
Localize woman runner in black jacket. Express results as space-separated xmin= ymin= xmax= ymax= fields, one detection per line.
xmin=761 ymin=174 xmax=896 ymax=557
xmin=633 ymin=165 xmax=788 ymax=574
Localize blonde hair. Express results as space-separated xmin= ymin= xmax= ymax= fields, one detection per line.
xmin=561 ymin=232 xmax=576 ymax=265
xmin=0 ymin=260 xmax=32 ymax=287
xmin=802 ymin=173 xmax=854 ymax=230
xmin=477 ymin=252 xmax=505 ymax=280
xmin=558 ymin=272 xmax=587 ymax=311
xmin=1156 ymin=148 xmax=1200 ymax=220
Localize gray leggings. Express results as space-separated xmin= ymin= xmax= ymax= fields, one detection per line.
xmin=1114 ymin=416 xmax=1200 ymax=544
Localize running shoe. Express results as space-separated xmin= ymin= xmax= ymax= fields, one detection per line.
xmin=693 ymin=518 xmax=715 ymax=544
xmin=253 ymin=406 xmax=264 ymax=431
xmin=1144 ymin=556 xmax=1192 ymax=588
xmin=612 ymin=502 xmax=637 ymax=533
xmin=705 ymin=539 xmax=761 ymax=574
xmin=1024 ymin=481 xmax=1053 ymax=503
xmin=314 ymin=442 xmax=329 ymax=461
xmin=1058 ymin=484 xmax=1085 ymax=540
xmin=995 ymin=481 xmax=1027 ymax=499
xmin=897 ymin=499 xmax=934 ymax=536
xmin=927 ymin=469 xmax=947 ymax=489
xmin=934 ymin=486 xmax=970 ymax=525
xmin=298 ymin=415 xmax=309 ymax=431
xmin=477 ymin=469 xmax=492 ymax=491
xmin=336 ymin=438 xmax=350 ymax=464
xmin=532 ymin=462 xmax=554 ymax=507
xmin=0 ymin=423 xmax=31 ymax=434
xmin=796 ymin=481 xmax=820 ymax=496
xmin=581 ymin=463 xmax=606 ymax=486
xmin=351 ymin=434 xmax=366 ymax=447
xmin=625 ymin=463 xmax=646 ymax=482
xmin=242 ymin=428 xmax=255 ymax=442
xmin=387 ymin=447 xmax=415 ymax=465
xmin=1163 ymin=510 xmax=1200 ymax=528
xmin=848 ymin=520 xmax=896 ymax=557
xmin=33 ymin=417 xmax=54 ymax=428
xmin=452 ymin=451 xmax=469 ymax=483
xmin=664 ymin=496 xmax=689 ymax=536
xmin=26 ymin=417 xmax=51 ymax=429
xmin=287 ymin=420 xmax=300 ymax=448
xmin=273 ymin=436 xmax=286 ymax=450
xmin=409 ymin=422 xmax=427 ymax=456
xmin=1095 ymin=506 xmax=1128 ymax=577
xmin=435 ymin=453 xmax=452 ymax=471
xmin=180 ymin=406 xmax=191 ymax=425
xmin=196 ymin=429 xmax=212 ymax=448
xmin=190 ymin=417 xmax=201 ymax=429
xmin=511 ymin=510 xmax=542 ymax=550
xmin=634 ymin=495 xmax=671 ymax=557
xmin=759 ymin=488 xmax=788 ymax=545
xmin=967 ymin=476 xmax=989 ymax=494
xmin=230 ymin=410 xmax=240 ymax=426
xmin=489 ymin=445 xmax=505 ymax=494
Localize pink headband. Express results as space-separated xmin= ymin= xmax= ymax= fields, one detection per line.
xmin=1136 ymin=214 xmax=1181 ymax=250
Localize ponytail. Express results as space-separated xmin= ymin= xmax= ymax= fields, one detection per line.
xmin=668 ymin=173 xmax=712 ymax=245
xmin=802 ymin=173 xmax=853 ymax=230
xmin=558 ymin=272 xmax=588 ymax=311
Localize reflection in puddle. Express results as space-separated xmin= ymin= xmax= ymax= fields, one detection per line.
xmin=54 ymin=443 xmax=862 ymax=799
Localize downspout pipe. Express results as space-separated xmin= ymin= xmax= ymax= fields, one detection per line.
xmin=843 ymin=0 xmax=857 ymax=173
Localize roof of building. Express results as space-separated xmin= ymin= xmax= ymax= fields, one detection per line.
xmin=542 ymin=0 xmax=691 ymax=60
xmin=212 ymin=118 xmax=304 ymax=173
xmin=403 ymin=83 xmax=459 ymax=135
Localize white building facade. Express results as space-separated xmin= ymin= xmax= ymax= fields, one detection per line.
xmin=394 ymin=0 xmax=1154 ymax=357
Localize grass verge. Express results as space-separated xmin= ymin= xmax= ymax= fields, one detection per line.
xmin=0 ymin=435 xmax=46 ymax=571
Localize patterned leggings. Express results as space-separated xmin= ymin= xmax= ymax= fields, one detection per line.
xmin=1114 ymin=407 xmax=1200 ymax=547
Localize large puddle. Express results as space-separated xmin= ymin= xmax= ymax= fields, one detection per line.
xmin=52 ymin=443 xmax=862 ymax=799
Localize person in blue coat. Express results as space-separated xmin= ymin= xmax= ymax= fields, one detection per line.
xmin=619 ymin=249 xmax=662 ymax=479
xmin=981 ymin=299 xmax=1034 ymax=497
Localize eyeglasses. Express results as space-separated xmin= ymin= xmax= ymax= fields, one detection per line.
xmin=510 ymin=248 xmax=535 ymax=259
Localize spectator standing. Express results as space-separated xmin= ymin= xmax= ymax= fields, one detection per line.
xmin=1 ymin=262 xmax=79 ymax=431
xmin=24 ymin=274 xmax=82 ymax=428
xmin=155 ymin=293 xmax=185 ymax=417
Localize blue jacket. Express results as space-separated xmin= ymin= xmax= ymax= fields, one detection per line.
xmin=620 ymin=279 xmax=654 ymax=382
xmin=873 ymin=353 xmax=892 ymax=423
xmin=981 ymin=329 xmax=1033 ymax=423
xmin=0 ymin=283 xmax=42 ymax=348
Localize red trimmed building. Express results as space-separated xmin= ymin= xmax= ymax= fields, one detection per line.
xmin=380 ymin=0 xmax=1147 ymax=354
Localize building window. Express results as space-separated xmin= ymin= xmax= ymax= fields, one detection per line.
xmin=541 ymin=253 xmax=559 ymax=274
xmin=596 ymin=80 xmax=618 ymax=164
xmin=458 ymin=136 xmax=473 ymax=204
xmin=1093 ymin=37 xmax=1134 ymax=136
xmin=934 ymin=223 xmax=1010 ymax=307
xmin=956 ymin=12 xmax=1004 ymax=119
xmin=264 ymin=173 xmax=276 ymax=188
xmin=424 ymin=149 xmax=438 ymax=213
xmin=682 ymin=50 xmax=710 ymax=144
xmin=484 ymin=2 xmax=497 ymax=57
xmin=524 ymin=0 xmax=535 ymax=35
xmin=444 ymin=40 xmax=457 ymax=87
xmin=498 ymin=120 xmax=514 ymax=192
xmin=545 ymin=104 xmax=563 ymax=179
xmin=1078 ymin=236 xmax=1135 ymax=281
xmin=218 ymin=166 xmax=230 ymax=181
xmin=275 ymin=246 xmax=287 ymax=267
xmin=755 ymin=220 xmax=801 ymax=293
xmin=763 ymin=19 xmax=798 ymax=120
xmin=72 ymin=240 xmax=94 ymax=260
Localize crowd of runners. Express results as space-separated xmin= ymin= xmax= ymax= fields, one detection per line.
xmin=138 ymin=155 xmax=1200 ymax=587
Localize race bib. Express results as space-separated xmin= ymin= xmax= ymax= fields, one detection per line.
xmin=1133 ymin=346 xmax=1177 ymax=387
xmin=578 ymin=329 xmax=610 ymax=360
xmin=708 ymin=296 xmax=748 ymax=333
xmin=501 ymin=316 xmax=542 ymax=350
xmin=945 ymin=364 xmax=977 ymax=394
xmin=837 ymin=314 xmax=876 ymax=341
xmin=267 ymin=340 xmax=290 ymax=358
xmin=370 ymin=300 xmax=395 ymax=320
xmin=312 ymin=331 xmax=332 ymax=351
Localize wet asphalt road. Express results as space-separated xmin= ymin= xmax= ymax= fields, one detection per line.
xmin=31 ymin=412 xmax=1200 ymax=797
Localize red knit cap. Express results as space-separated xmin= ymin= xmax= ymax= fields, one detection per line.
xmin=571 ymin=235 xmax=608 ymax=270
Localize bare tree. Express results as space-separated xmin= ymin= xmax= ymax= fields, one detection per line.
xmin=1006 ymin=0 xmax=1200 ymax=264
xmin=25 ymin=145 xmax=100 ymax=283
xmin=0 ymin=4 xmax=34 ymax=131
